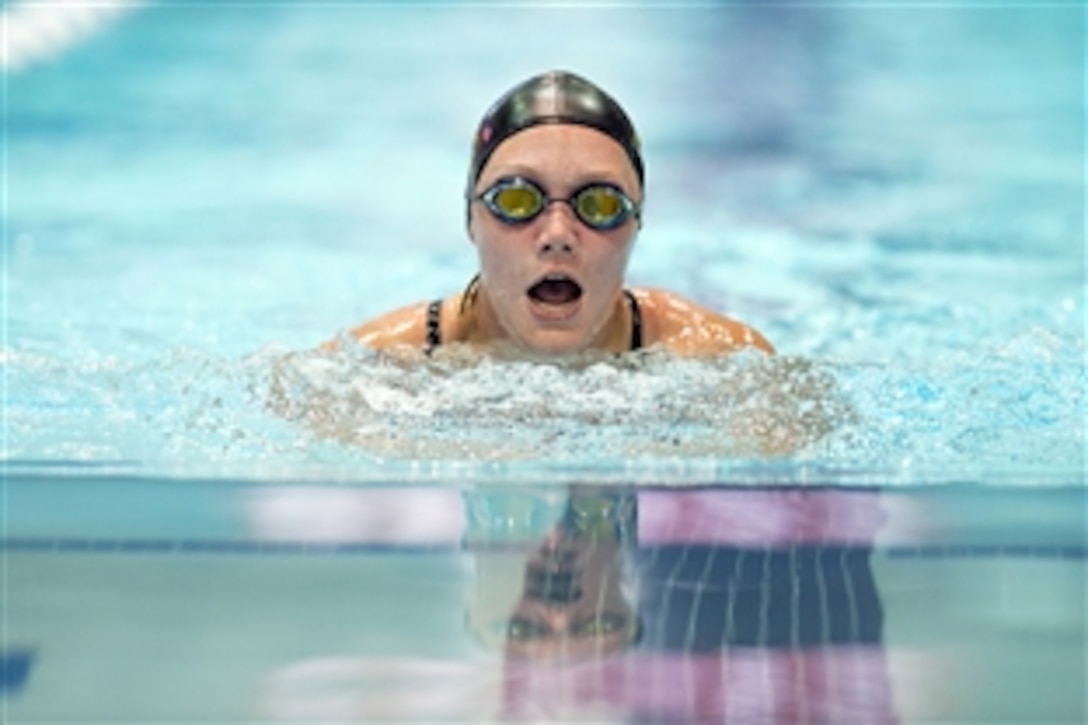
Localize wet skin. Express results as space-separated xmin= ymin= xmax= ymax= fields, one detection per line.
xmin=338 ymin=126 xmax=774 ymax=357
xmin=466 ymin=124 xmax=642 ymax=356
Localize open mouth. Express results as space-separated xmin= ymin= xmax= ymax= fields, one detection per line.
xmin=527 ymin=275 xmax=583 ymax=306
xmin=525 ymin=565 xmax=583 ymax=604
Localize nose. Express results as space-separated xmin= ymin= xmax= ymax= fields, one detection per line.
xmin=535 ymin=200 xmax=580 ymax=256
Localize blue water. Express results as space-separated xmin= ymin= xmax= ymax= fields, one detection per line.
xmin=6 ymin=4 xmax=1084 ymax=483
xmin=2 ymin=7 xmax=1086 ymax=717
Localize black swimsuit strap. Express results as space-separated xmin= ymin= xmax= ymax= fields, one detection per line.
xmin=623 ymin=290 xmax=643 ymax=351
xmin=425 ymin=299 xmax=443 ymax=353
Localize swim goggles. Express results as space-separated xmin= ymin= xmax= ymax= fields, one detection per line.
xmin=471 ymin=176 xmax=640 ymax=231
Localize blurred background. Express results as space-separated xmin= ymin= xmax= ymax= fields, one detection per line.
xmin=8 ymin=1 xmax=1081 ymax=355
xmin=4 ymin=0 xmax=1084 ymax=473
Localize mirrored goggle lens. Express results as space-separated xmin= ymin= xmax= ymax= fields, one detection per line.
xmin=489 ymin=185 xmax=544 ymax=221
xmin=573 ymin=186 xmax=630 ymax=229
xmin=480 ymin=179 xmax=635 ymax=230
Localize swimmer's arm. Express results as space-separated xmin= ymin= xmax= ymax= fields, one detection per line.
xmin=634 ymin=289 xmax=775 ymax=357
xmin=322 ymin=301 xmax=430 ymax=351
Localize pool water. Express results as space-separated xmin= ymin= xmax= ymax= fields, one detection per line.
xmin=4 ymin=2 xmax=1083 ymax=479
xmin=4 ymin=474 xmax=1085 ymax=721
xmin=3 ymin=2 xmax=1086 ymax=722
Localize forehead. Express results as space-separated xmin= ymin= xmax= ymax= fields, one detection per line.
xmin=478 ymin=124 xmax=641 ymax=192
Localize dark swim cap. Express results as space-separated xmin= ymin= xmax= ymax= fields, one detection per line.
xmin=467 ymin=70 xmax=644 ymax=191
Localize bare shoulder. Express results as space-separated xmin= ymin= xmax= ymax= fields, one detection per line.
xmin=322 ymin=301 xmax=432 ymax=351
xmin=630 ymin=287 xmax=775 ymax=356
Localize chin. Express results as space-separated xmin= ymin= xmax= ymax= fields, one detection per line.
xmin=520 ymin=330 xmax=594 ymax=358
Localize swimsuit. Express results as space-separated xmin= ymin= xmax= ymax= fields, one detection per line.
xmin=425 ymin=290 xmax=643 ymax=353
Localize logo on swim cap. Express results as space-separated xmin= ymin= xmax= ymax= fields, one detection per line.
xmin=467 ymin=70 xmax=644 ymax=192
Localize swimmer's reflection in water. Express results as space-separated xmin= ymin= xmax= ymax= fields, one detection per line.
xmin=465 ymin=486 xmax=892 ymax=721
xmin=465 ymin=487 xmax=641 ymax=659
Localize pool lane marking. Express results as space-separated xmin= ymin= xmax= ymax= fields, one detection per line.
xmin=0 ymin=538 xmax=1083 ymax=559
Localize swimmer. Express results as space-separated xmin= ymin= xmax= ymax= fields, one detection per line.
xmin=337 ymin=70 xmax=774 ymax=358
xmin=466 ymin=487 xmax=641 ymax=660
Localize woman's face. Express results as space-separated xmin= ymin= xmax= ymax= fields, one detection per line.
xmin=466 ymin=528 xmax=638 ymax=659
xmin=467 ymin=124 xmax=642 ymax=355
xmin=502 ymin=531 xmax=638 ymax=660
